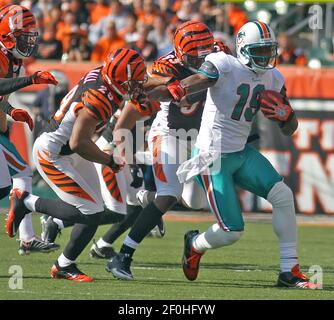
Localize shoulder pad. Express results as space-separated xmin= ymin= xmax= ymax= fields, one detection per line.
xmin=152 ymin=58 xmax=180 ymax=78
xmin=205 ymin=51 xmax=232 ymax=75
xmin=81 ymin=88 xmax=113 ymax=122
xmin=214 ymin=40 xmax=232 ymax=55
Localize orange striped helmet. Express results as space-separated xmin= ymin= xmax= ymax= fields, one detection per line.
xmin=0 ymin=5 xmax=39 ymax=58
xmin=102 ymin=48 xmax=148 ymax=99
xmin=174 ymin=21 xmax=214 ymax=71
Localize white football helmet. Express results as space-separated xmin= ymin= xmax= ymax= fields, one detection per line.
xmin=236 ymin=21 xmax=278 ymax=74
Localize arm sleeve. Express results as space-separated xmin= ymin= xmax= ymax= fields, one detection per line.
xmin=202 ymin=51 xmax=231 ymax=77
xmin=0 ymin=76 xmax=34 ymax=96
xmin=81 ymin=88 xmax=113 ymax=122
xmin=185 ymin=89 xmax=208 ymax=104
xmin=198 ymin=61 xmax=219 ymax=79
xmin=0 ymin=100 xmax=14 ymax=115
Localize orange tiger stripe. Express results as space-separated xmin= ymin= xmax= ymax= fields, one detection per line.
xmin=153 ymin=60 xmax=177 ymax=77
xmin=37 ymin=151 xmax=96 ymax=203
xmin=132 ymin=60 xmax=146 ymax=79
xmin=108 ymin=49 xmax=131 ymax=79
xmin=82 ymin=89 xmax=112 ymax=122
xmin=0 ymin=52 xmax=9 ymax=78
xmin=106 ymin=176 xmax=117 ymax=188
xmin=102 ymin=165 xmax=123 ymax=203
xmin=103 ymin=172 xmax=115 ymax=183
xmin=152 ymin=136 xmax=167 ymax=183
xmin=153 ymin=163 xmax=167 ymax=183
xmin=0 ymin=5 xmax=12 ymax=16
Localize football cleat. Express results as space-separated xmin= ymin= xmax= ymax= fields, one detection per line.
xmin=51 ymin=261 xmax=94 ymax=282
xmin=89 ymin=239 xmax=117 ymax=259
xmin=182 ymin=230 xmax=205 ymax=281
xmin=106 ymin=253 xmax=134 ymax=280
xmin=6 ymin=188 xmax=30 ymax=238
xmin=148 ymin=217 xmax=166 ymax=238
xmin=136 ymin=189 xmax=153 ymax=208
xmin=18 ymin=237 xmax=60 ymax=255
xmin=41 ymin=216 xmax=61 ymax=243
xmin=277 ymin=264 xmax=321 ymax=289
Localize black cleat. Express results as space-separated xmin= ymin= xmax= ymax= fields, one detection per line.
xmin=182 ymin=230 xmax=204 ymax=281
xmin=148 ymin=217 xmax=166 ymax=238
xmin=106 ymin=253 xmax=134 ymax=280
xmin=18 ymin=237 xmax=60 ymax=255
xmin=51 ymin=261 xmax=94 ymax=282
xmin=277 ymin=264 xmax=320 ymax=289
xmin=41 ymin=216 xmax=61 ymax=243
xmin=6 ymin=189 xmax=30 ymax=238
xmin=89 ymin=240 xmax=117 ymax=259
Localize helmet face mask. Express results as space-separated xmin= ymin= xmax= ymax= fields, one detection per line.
xmin=181 ymin=53 xmax=207 ymax=72
xmin=236 ymin=21 xmax=278 ymax=74
xmin=120 ymin=75 xmax=148 ymax=100
xmin=102 ymin=48 xmax=147 ymax=100
xmin=13 ymin=30 xmax=39 ymax=57
xmin=242 ymin=42 xmax=277 ymax=71
xmin=0 ymin=5 xmax=39 ymax=59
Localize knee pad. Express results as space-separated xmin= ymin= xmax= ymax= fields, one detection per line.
xmin=205 ymin=223 xmax=243 ymax=248
xmin=267 ymin=181 xmax=294 ymax=207
xmin=154 ymin=195 xmax=178 ymax=212
xmin=0 ymin=186 xmax=11 ymax=200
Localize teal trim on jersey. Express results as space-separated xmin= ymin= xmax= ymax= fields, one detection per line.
xmin=9 ymin=166 xmax=19 ymax=176
xmin=198 ymin=61 xmax=220 ymax=79
xmin=193 ymin=145 xmax=282 ymax=231
xmin=0 ymin=134 xmax=27 ymax=177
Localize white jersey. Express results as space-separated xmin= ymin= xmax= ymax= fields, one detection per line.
xmin=196 ymin=51 xmax=285 ymax=153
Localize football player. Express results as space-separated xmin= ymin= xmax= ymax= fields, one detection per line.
xmin=146 ymin=21 xmax=317 ymax=289
xmin=0 ymin=4 xmax=59 ymax=254
xmin=106 ymin=21 xmax=231 ymax=280
xmin=6 ymin=48 xmax=152 ymax=282
xmin=40 ymin=112 xmax=164 ymax=259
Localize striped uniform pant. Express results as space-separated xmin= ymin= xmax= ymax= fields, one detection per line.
xmin=0 ymin=134 xmax=31 ymax=189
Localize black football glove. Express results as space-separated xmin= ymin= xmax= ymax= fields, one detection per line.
xmin=129 ymin=165 xmax=144 ymax=188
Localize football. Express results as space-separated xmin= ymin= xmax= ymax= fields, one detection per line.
xmin=258 ymin=90 xmax=284 ymax=109
xmin=257 ymin=89 xmax=293 ymax=122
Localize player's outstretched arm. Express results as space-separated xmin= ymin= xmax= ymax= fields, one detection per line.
xmin=0 ymin=101 xmax=34 ymax=131
xmin=0 ymin=71 xmax=58 ymax=96
xmin=147 ymin=73 xmax=216 ymax=103
xmin=70 ymin=109 xmax=123 ymax=171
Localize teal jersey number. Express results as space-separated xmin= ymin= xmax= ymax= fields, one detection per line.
xmin=231 ymin=84 xmax=265 ymax=122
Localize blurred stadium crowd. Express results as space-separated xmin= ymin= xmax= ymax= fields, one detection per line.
xmin=1 ymin=0 xmax=333 ymax=67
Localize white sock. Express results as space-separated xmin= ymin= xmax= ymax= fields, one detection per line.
xmin=53 ymin=218 xmax=65 ymax=230
xmin=267 ymin=182 xmax=298 ymax=272
xmin=124 ymin=236 xmax=139 ymax=250
xmin=192 ymin=233 xmax=211 ymax=253
xmin=19 ymin=213 xmax=35 ymax=241
xmin=193 ymin=223 xmax=243 ymax=253
xmin=97 ymin=238 xmax=112 ymax=248
xmin=57 ymin=253 xmax=75 ymax=268
xmin=280 ymin=243 xmax=298 ymax=272
xmin=13 ymin=177 xmax=35 ymax=240
xmin=23 ymin=194 xmax=40 ymax=212
xmin=12 ymin=176 xmax=32 ymax=193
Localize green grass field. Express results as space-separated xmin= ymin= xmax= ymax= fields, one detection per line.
xmin=0 ymin=213 xmax=333 ymax=300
